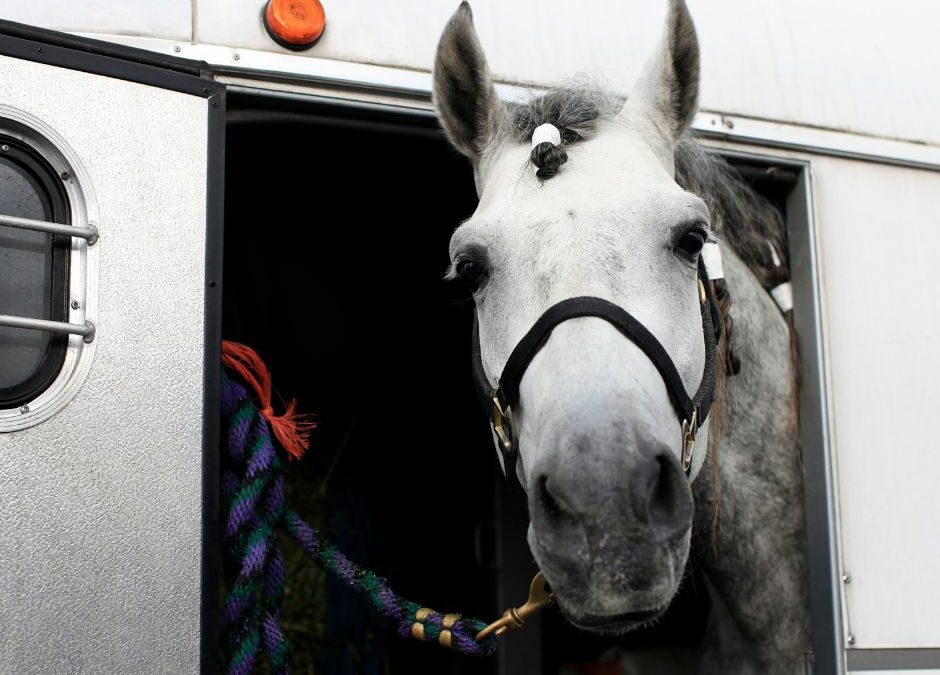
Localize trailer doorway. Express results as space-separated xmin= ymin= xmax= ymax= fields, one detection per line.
xmin=220 ymin=90 xmax=827 ymax=675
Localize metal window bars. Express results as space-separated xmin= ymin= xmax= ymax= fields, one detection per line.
xmin=0 ymin=213 xmax=98 ymax=244
xmin=0 ymin=213 xmax=96 ymax=343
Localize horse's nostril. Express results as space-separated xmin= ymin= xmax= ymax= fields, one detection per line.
xmin=537 ymin=475 xmax=562 ymax=517
xmin=647 ymin=453 xmax=685 ymax=531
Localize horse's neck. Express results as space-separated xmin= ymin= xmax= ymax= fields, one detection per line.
xmin=692 ymin=246 xmax=810 ymax=675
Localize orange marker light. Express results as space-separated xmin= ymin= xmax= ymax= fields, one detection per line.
xmin=263 ymin=0 xmax=326 ymax=51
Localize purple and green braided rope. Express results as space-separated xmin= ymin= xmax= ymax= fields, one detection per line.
xmin=220 ymin=370 xmax=498 ymax=674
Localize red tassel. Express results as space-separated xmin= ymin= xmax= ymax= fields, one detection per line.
xmin=222 ymin=340 xmax=316 ymax=460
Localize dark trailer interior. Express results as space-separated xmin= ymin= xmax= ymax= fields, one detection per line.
xmin=221 ymin=90 xmax=798 ymax=675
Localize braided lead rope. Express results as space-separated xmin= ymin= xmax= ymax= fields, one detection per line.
xmin=220 ymin=371 xmax=499 ymax=674
xmin=222 ymin=381 xmax=290 ymax=675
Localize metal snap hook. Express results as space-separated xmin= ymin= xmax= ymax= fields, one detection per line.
xmin=491 ymin=390 xmax=515 ymax=456
xmin=681 ymin=409 xmax=698 ymax=474
xmin=476 ymin=571 xmax=553 ymax=642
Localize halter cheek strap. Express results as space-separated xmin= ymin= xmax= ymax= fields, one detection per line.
xmin=472 ymin=257 xmax=721 ymax=477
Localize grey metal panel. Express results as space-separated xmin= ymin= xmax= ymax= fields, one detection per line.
xmin=0 ymin=54 xmax=211 ymax=673
xmin=787 ymin=162 xmax=845 ymax=675
xmin=200 ymin=86 xmax=225 ymax=674
xmin=847 ymin=649 xmax=940 ymax=671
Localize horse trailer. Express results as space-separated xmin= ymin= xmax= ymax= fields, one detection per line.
xmin=0 ymin=1 xmax=938 ymax=674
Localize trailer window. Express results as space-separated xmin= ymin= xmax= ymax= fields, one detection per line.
xmin=0 ymin=136 xmax=70 ymax=408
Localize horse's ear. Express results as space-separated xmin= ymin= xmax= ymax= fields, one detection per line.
xmin=619 ymin=0 xmax=700 ymax=147
xmin=433 ymin=2 xmax=504 ymax=163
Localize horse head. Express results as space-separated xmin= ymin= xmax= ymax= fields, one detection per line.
xmin=434 ymin=0 xmax=715 ymax=634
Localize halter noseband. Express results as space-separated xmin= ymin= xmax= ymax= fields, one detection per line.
xmin=472 ymin=257 xmax=722 ymax=477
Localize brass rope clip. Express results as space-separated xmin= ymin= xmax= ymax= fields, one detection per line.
xmin=476 ymin=571 xmax=553 ymax=642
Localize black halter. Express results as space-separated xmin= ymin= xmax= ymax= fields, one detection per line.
xmin=471 ymin=258 xmax=722 ymax=477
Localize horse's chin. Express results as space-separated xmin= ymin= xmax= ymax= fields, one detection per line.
xmin=535 ymin=536 xmax=689 ymax=636
xmin=553 ymin=589 xmax=674 ymax=635
xmin=558 ymin=599 xmax=670 ymax=635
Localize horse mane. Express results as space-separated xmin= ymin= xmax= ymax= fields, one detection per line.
xmin=508 ymin=86 xmax=795 ymax=538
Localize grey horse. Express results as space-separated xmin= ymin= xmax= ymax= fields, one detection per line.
xmin=432 ymin=1 xmax=810 ymax=673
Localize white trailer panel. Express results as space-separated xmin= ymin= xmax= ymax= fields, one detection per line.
xmin=811 ymin=156 xmax=940 ymax=649
xmin=0 ymin=45 xmax=222 ymax=673
xmin=29 ymin=0 xmax=938 ymax=148
xmin=0 ymin=0 xmax=191 ymax=41
xmin=192 ymin=0 xmax=940 ymax=151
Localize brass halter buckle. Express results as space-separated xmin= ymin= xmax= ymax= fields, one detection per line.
xmin=681 ymin=409 xmax=698 ymax=474
xmin=491 ymin=391 xmax=515 ymax=457
xmin=476 ymin=571 xmax=554 ymax=642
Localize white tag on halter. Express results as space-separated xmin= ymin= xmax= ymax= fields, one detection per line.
xmin=771 ymin=282 xmax=794 ymax=313
xmin=531 ymin=123 xmax=561 ymax=148
xmin=767 ymin=240 xmax=783 ymax=267
xmin=702 ymin=242 xmax=724 ymax=280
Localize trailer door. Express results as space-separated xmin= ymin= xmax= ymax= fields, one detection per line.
xmin=0 ymin=21 xmax=223 ymax=674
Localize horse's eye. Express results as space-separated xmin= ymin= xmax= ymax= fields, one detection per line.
xmin=456 ymin=259 xmax=486 ymax=290
xmin=676 ymin=229 xmax=707 ymax=258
